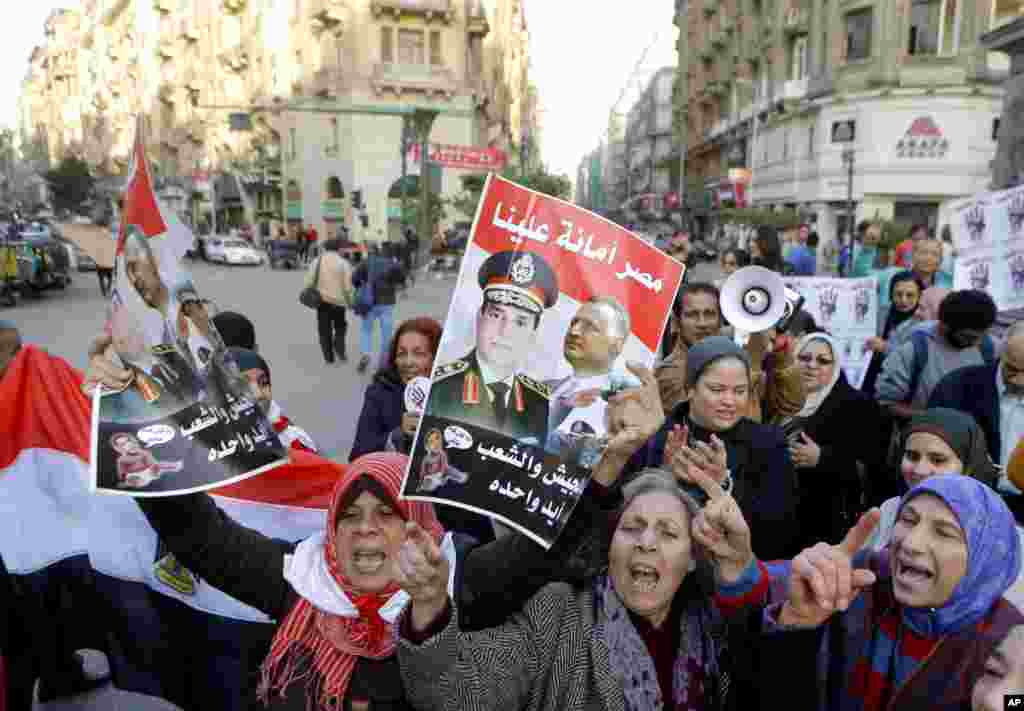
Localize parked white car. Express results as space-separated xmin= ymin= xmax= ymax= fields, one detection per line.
xmin=213 ymin=238 xmax=264 ymax=266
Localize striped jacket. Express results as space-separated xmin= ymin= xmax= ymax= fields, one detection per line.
xmin=397 ymin=564 xmax=769 ymax=711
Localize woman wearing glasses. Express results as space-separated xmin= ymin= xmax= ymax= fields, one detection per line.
xmin=784 ymin=332 xmax=887 ymax=550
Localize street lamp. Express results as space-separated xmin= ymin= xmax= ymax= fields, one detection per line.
xmin=839 ymin=138 xmax=856 ymax=277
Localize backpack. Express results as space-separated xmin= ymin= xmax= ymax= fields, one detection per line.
xmin=352 ymin=258 xmax=377 ymax=316
xmin=905 ymin=328 xmax=996 ymax=404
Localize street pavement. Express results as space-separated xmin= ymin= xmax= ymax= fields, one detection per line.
xmin=5 ymin=253 xmax=722 ymax=464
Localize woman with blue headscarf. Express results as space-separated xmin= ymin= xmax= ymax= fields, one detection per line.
xmin=759 ymin=475 xmax=1023 ymax=711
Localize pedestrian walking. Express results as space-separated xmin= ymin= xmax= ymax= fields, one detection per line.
xmin=352 ymin=247 xmax=405 ymax=374
xmin=306 ymin=241 xmax=352 ymax=365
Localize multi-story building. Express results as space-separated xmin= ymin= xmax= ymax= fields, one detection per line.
xmin=18 ymin=0 xmax=536 ymax=242
xmin=676 ymin=0 xmax=1019 ymax=242
xmin=576 ymin=68 xmax=679 ymax=221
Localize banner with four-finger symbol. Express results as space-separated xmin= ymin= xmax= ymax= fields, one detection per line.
xmin=401 ymin=174 xmax=685 ymax=548
xmin=947 ymin=184 xmax=1024 ymax=311
xmin=782 ymin=277 xmax=878 ymax=389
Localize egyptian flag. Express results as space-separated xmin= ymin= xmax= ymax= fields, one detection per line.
xmin=0 ymin=345 xmax=336 ymax=706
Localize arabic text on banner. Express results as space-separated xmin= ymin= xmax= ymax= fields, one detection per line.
xmin=947 ymin=184 xmax=1024 ymax=311
xmin=90 ymin=119 xmax=286 ymax=497
xmin=783 ymin=277 xmax=878 ymax=390
xmin=401 ymin=174 xmax=685 ymax=548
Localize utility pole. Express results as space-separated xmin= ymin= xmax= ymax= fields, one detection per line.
xmin=842 ymin=146 xmax=855 ymax=276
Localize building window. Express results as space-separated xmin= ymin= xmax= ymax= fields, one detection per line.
xmin=993 ymin=117 xmax=1001 ymax=141
xmin=429 ymin=30 xmax=442 ymax=65
xmin=398 ymin=29 xmax=425 ymax=65
xmin=909 ymin=0 xmax=961 ymax=55
xmin=326 ymin=176 xmax=343 ymax=198
xmin=831 ymin=119 xmax=856 ymax=143
xmin=381 ymin=27 xmax=393 ymax=63
xmin=845 ymin=8 xmax=872 ymax=61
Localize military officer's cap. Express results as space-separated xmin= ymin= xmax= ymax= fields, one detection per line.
xmin=478 ymin=250 xmax=559 ymax=316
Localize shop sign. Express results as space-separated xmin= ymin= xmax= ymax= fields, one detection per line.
xmin=407 ymin=143 xmax=508 ymax=171
xmin=896 ymin=116 xmax=949 ymax=159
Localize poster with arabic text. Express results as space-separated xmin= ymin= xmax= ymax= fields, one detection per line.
xmin=400 ymin=174 xmax=685 ymax=548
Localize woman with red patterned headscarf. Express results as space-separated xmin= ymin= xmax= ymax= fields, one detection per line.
xmin=136 ymin=450 xmax=619 ymax=711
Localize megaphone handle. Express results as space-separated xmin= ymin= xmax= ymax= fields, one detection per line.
xmin=734 ymin=329 xmax=751 ymax=347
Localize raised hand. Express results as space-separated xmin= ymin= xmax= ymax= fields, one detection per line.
xmin=603 ymin=363 xmax=665 ymax=460
xmin=819 ymin=287 xmax=839 ymax=323
xmin=864 ymin=336 xmax=887 ymax=354
xmin=689 ymin=465 xmax=753 ymax=584
xmin=668 ymin=428 xmax=729 ymax=488
xmin=779 ymin=509 xmax=881 ymax=628
xmin=394 ymin=521 xmax=450 ymax=631
xmin=82 ymin=333 xmax=132 ymax=396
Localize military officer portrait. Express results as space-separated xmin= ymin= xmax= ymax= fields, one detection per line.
xmin=426 ymin=250 xmax=559 ymax=444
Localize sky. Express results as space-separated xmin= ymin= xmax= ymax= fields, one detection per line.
xmin=526 ymin=2 xmax=678 ymax=181
xmin=0 ymin=1 xmax=678 ymax=181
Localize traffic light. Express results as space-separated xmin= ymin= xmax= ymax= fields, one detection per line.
xmin=352 ymin=189 xmax=363 ymax=209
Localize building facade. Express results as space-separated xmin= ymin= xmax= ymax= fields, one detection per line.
xmin=18 ymin=0 xmax=537 ymax=242
xmin=675 ymin=0 xmax=1020 ymax=242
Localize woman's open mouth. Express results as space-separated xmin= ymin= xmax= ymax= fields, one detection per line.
xmin=352 ymin=551 xmax=388 ymax=575
xmin=895 ymin=557 xmax=934 ymax=589
xmin=629 ymin=563 xmax=660 ymax=593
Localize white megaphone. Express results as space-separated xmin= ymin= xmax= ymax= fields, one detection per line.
xmin=720 ymin=266 xmax=803 ymax=345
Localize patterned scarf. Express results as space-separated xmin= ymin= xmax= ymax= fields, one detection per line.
xmin=258 ymin=452 xmax=444 ymax=711
xmin=597 ymin=575 xmax=720 ymax=711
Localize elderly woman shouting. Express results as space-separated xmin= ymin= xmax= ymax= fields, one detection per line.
xmin=760 ymin=476 xmax=1024 ymax=711
xmin=393 ymin=466 xmax=769 ymax=711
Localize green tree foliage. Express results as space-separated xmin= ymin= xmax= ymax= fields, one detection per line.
xmin=45 ymin=156 xmax=95 ymax=214
xmin=450 ymin=166 xmax=572 ymax=219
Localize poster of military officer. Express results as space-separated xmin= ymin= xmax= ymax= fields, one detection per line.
xmin=402 ymin=174 xmax=685 ymax=547
xmin=91 ymin=122 xmax=286 ymax=497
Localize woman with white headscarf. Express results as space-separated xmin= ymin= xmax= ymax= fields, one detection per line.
xmin=785 ymin=332 xmax=887 ymax=550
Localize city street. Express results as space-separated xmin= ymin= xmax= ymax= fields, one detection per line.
xmin=7 ymin=251 xmax=720 ymax=462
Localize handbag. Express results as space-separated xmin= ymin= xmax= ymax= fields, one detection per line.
xmin=299 ymin=256 xmax=322 ymax=309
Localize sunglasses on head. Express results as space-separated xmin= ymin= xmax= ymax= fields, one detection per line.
xmin=797 ymin=354 xmax=834 ymax=367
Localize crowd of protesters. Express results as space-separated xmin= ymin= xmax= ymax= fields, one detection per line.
xmin=1 ymin=214 xmax=1023 ymax=711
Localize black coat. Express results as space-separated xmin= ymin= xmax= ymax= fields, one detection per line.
xmin=626 ymin=401 xmax=803 ymax=561
xmin=136 ymin=480 xmax=620 ymax=711
xmin=928 ymin=362 xmax=1001 ymax=463
xmin=353 ymin=256 xmax=404 ymax=307
xmin=789 ymin=374 xmax=886 ymax=550
xmin=350 ymin=369 xmax=405 ymax=462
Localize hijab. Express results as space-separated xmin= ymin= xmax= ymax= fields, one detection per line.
xmin=259 ymin=452 xmax=446 ymax=710
xmin=898 ymin=475 xmax=1021 ymax=636
xmin=883 ymin=271 xmax=926 ymax=338
xmin=793 ymin=332 xmax=843 ymax=420
xmin=902 ymin=408 xmax=997 ymax=485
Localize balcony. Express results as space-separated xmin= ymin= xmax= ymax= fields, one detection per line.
xmin=467 ymin=0 xmax=489 ymax=36
xmin=781 ymin=76 xmax=808 ymax=102
xmin=702 ymin=0 xmax=716 ymax=15
xmin=699 ymin=46 xmax=714 ymax=62
xmin=310 ymin=0 xmax=348 ymax=32
xmin=219 ymin=45 xmax=250 ymax=72
xmin=51 ymin=55 xmax=75 ymax=78
xmin=180 ymin=18 xmax=200 ymax=41
xmin=721 ymin=16 xmax=735 ymax=34
xmin=711 ymin=30 xmax=727 ymax=49
xmin=707 ymin=79 xmax=729 ymax=97
xmin=158 ymin=81 xmax=178 ymax=104
xmin=222 ymin=0 xmax=247 ymax=13
xmin=370 ymin=0 xmax=454 ymax=24
xmin=157 ymin=36 xmax=177 ymax=59
xmin=783 ymin=8 xmax=809 ymax=36
xmin=371 ymin=62 xmax=457 ymax=98
xmin=312 ymin=67 xmax=345 ymax=97
xmin=186 ymin=118 xmax=206 ymax=142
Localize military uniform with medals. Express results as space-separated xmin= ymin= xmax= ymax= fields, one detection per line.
xmin=426 ymin=250 xmax=559 ymax=444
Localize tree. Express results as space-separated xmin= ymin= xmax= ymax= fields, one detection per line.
xmin=449 ymin=165 xmax=572 ymax=219
xmin=45 ymin=156 xmax=95 ymax=214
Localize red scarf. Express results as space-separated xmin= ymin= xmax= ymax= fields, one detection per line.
xmin=258 ymin=452 xmax=444 ymax=710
